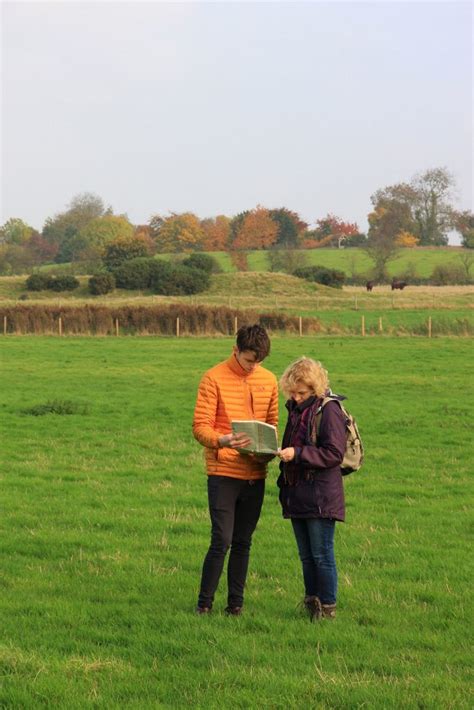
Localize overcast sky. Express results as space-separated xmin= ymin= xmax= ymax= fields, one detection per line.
xmin=1 ymin=1 xmax=472 ymax=242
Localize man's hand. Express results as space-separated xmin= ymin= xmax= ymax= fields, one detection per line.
xmin=218 ymin=432 xmax=252 ymax=449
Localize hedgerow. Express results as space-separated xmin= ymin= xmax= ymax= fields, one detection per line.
xmin=0 ymin=304 xmax=322 ymax=336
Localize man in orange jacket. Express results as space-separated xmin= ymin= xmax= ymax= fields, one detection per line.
xmin=193 ymin=324 xmax=279 ymax=615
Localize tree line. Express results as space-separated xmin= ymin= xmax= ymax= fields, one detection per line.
xmin=0 ymin=166 xmax=472 ymax=277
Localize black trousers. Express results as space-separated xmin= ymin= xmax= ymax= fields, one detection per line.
xmin=198 ymin=475 xmax=265 ymax=609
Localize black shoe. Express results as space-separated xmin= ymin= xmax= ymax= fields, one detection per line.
xmin=224 ymin=606 xmax=243 ymax=616
xmin=195 ymin=605 xmax=212 ymax=615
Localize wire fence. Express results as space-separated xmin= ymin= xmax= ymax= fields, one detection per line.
xmin=0 ymin=305 xmax=472 ymax=337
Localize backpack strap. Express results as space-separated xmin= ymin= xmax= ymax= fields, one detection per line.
xmin=309 ymin=396 xmax=347 ymax=444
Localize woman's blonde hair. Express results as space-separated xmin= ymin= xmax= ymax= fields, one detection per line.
xmin=279 ymin=356 xmax=329 ymax=398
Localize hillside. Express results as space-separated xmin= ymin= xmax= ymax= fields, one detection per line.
xmin=208 ymin=246 xmax=467 ymax=278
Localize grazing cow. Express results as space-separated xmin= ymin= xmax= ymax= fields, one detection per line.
xmin=391 ymin=280 xmax=407 ymax=291
xmin=366 ymin=281 xmax=375 ymax=292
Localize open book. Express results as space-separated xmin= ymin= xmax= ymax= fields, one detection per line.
xmin=231 ymin=420 xmax=279 ymax=455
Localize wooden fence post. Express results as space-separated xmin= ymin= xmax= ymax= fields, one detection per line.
xmin=428 ymin=316 xmax=432 ymax=338
xmin=234 ymin=316 xmax=238 ymax=335
xmin=361 ymin=315 xmax=365 ymax=336
xmin=378 ymin=317 xmax=383 ymax=334
xmin=176 ymin=317 xmax=180 ymax=337
xmin=3 ymin=316 xmax=6 ymax=335
xmin=299 ymin=316 xmax=303 ymax=336
xmin=58 ymin=317 xmax=63 ymax=336
xmin=115 ymin=318 xmax=119 ymax=336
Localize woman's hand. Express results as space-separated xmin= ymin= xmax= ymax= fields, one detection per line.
xmin=278 ymin=447 xmax=295 ymax=463
xmin=218 ymin=432 xmax=252 ymax=449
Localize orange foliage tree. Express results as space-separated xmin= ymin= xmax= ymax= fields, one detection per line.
xmin=200 ymin=215 xmax=230 ymax=251
xmin=310 ymin=214 xmax=359 ymax=248
xmin=395 ymin=230 xmax=419 ymax=247
xmin=232 ymin=206 xmax=278 ymax=250
xmin=156 ymin=213 xmax=204 ymax=253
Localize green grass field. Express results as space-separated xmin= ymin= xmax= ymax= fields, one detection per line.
xmin=14 ymin=245 xmax=473 ymax=280
xmin=206 ymin=247 xmax=468 ymax=278
xmin=1 ymin=271 xmax=472 ymax=337
xmin=1 ymin=336 xmax=472 ymax=708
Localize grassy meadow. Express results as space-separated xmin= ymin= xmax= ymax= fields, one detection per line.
xmin=1 ymin=336 xmax=473 ymax=708
xmin=168 ymin=247 xmax=468 ymax=279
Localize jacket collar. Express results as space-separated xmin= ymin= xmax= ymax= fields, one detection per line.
xmin=286 ymin=394 xmax=317 ymax=413
xmin=226 ymin=353 xmax=259 ymax=378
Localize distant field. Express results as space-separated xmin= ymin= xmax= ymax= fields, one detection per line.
xmin=1 ymin=336 xmax=472 ymax=707
xmin=210 ymin=247 xmax=467 ymax=277
xmin=30 ymin=246 xmax=471 ymax=278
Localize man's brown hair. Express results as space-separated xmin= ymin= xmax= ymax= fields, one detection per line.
xmin=236 ymin=324 xmax=270 ymax=361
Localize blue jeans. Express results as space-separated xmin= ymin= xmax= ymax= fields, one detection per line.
xmin=291 ymin=518 xmax=337 ymax=605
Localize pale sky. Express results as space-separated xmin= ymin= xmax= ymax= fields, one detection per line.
xmin=1 ymin=1 xmax=472 ymax=242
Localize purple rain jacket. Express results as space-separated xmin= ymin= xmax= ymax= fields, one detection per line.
xmin=277 ymin=394 xmax=347 ymax=521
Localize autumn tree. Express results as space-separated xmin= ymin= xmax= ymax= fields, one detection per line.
xmin=0 ymin=244 xmax=36 ymax=274
xmin=56 ymin=215 xmax=134 ymax=265
xmin=26 ymin=232 xmax=59 ymax=264
xmin=269 ymin=208 xmax=308 ymax=248
xmin=311 ymin=214 xmax=359 ymax=248
xmin=231 ymin=206 xmax=278 ymax=250
xmin=0 ymin=218 xmax=34 ymax=245
xmin=78 ymin=215 xmax=134 ymax=257
xmin=372 ymin=168 xmax=457 ymax=246
xmin=229 ymin=211 xmax=250 ymax=244
xmin=42 ymin=192 xmax=110 ymax=262
xmin=156 ymin=213 xmax=204 ymax=253
xmin=365 ymin=206 xmax=404 ymax=281
xmin=395 ymin=230 xmax=419 ymax=248
xmin=200 ymin=215 xmax=230 ymax=251
xmin=148 ymin=214 xmax=166 ymax=241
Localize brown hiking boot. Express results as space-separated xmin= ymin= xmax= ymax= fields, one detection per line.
xmin=224 ymin=606 xmax=243 ymax=616
xmin=321 ymin=603 xmax=337 ymax=619
xmin=303 ymin=595 xmax=322 ymax=622
xmin=195 ymin=605 xmax=212 ymax=615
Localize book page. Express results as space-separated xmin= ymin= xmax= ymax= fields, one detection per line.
xmin=231 ymin=420 xmax=278 ymax=454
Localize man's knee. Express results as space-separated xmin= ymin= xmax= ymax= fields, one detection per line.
xmin=230 ymin=537 xmax=252 ymax=555
xmin=210 ymin=530 xmax=232 ymax=554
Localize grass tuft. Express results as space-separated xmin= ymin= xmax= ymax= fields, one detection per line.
xmin=22 ymin=399 xmax=90 ymax=416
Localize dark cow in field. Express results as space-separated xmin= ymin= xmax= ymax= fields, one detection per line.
xmin=391 ymin=280 xmax=407 ymax=291
xmin=366 ymin=281 xmax=375 ymax=292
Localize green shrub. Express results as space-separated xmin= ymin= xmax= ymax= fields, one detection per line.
xmin=113 ymin=258 xmax=155 ymax=289
xmin=182 ymin=253 xmax=220 ymax=274
xmin=47 ymin=275 xmax=80 ymax=292
xmin=103 ymin=236 xmax=153 ymax=270
xmin=150 ymin=263 xmax=210 ymax=295
xmin=148 ymin=260 xmax=175 ymax=293
xmin=89 ymin=273 xmax=115 ymax=295
xmin=25 ymin=273 xmax=50 ymax=291
xmin=293 ymin=265 xmax=345 ymax=288
xmin=430 ymin=264 xmax=467 ymax=285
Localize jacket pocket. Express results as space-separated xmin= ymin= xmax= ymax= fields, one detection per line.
xmin=280 ymin=480 xmax=320 ymax=517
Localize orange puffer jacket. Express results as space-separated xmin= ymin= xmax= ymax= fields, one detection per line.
xmin=193 ymin=354 xmax=279 ymax=480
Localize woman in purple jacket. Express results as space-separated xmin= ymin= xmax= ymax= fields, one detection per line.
xmin=277 ymin=357 xmax=347 ymax=621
